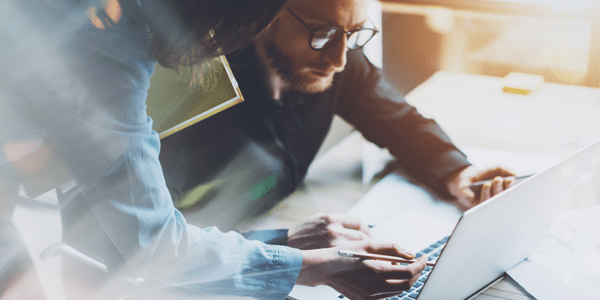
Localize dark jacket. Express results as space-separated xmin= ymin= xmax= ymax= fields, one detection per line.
xmin=159 ymin=47 xmax=471 ymax=227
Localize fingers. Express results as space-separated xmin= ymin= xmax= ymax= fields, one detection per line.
xmin=386 ymin=255 xmax=427 ymax=286
xmin=372 ymin=243 xmax=410 ymax=256
xmin=363 ymin=242 xmax=416 ymax=259
xmin=322 ymin=213 xmax=372 ymax=237
xmin=468 ymin=166 xmax=517 ymax=206
xmin=362 ymin=254 xmax=427 ymax=282
xmin=479 ymin=177 xmax=502 ymax=202
xmin=479 ymin=182 xmax=492 ymax=202
xmin=462 ymin=185 xmax=475 ymax=201
xmin=504 ymin=177 xmax=516 ymax=189
xmin=472 ymin=166 xmax=516 ymax=182
xmin=478 ymin=176 xmax=516 ymax=202
xmin=491 ymin=176 xmax=503 ymax=196
xmin=331 ymin=224 xmax=371 ymax=244
xmin=288 ymin=214 xmax=373 ymax=250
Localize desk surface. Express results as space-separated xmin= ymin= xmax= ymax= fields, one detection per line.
xmin=406 ymin=71 xmax=600 ymax=155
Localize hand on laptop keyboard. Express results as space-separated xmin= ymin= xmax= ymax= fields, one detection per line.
xmin=296 ymin=242 xmax=428 ymax=300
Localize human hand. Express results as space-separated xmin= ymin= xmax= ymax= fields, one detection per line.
xmin=296 ymin=242 xmax=427 ymax=300
xmin=287 ymin=213 xmax=371 ymax=250
xmin=446 ymin=166 xmax=517 ymax=210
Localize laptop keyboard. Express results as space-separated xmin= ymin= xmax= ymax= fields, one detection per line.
xmin=336 ymin=236 xmax=449 ymax=300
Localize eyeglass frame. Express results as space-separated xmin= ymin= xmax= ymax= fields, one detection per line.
xmin=286 ymin=7 xmax=379 ymax=51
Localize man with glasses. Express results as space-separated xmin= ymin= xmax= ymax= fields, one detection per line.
xmin=160 ymin=0 xmax=516 ymax=252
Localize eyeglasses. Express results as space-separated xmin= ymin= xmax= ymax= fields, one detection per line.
xmin=286 ymin=7 xmax=379 ymax=51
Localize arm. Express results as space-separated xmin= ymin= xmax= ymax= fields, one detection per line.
xmin=336 ymin=52 xmax=517 ymax=208
xmin=14 ymin=2 xmax=302 ymax=297
xmin=336 ymin=51 xmax=471 ymax=196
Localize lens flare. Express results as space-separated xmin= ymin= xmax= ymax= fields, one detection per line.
xmin=86 ymin=0 xmax=122 ymax=30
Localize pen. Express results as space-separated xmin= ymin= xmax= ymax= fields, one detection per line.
xmin=468 ymin=174 xmax=533 ymax=195
xmin=338 ymin=250 xmax=436 ymax=267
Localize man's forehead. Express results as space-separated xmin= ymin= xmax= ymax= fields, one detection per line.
xmin=289 ymin=0 xmax=370 ymax=27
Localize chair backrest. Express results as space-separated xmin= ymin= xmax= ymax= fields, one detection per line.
xmin=57 ymin=186 xmax=135 ymax=276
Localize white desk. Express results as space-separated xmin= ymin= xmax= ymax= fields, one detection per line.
xmin=405 ymin=71 xmax=600 ymax=156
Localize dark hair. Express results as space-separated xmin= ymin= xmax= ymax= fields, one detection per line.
xmin=143 ymin=0 xmax=288 ymax=73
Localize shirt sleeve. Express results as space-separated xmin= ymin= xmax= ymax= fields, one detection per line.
xmin=3 ymin=1 xmax=302 ymax=298
xmin=335 ymin=51 xmax=471 ymax=195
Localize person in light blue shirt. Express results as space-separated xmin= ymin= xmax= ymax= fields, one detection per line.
xmin=0 ymin=0 xmax=426 ymax=299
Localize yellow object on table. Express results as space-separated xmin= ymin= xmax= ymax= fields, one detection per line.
xmin=502 ymin=72 xmax=545 ymax=95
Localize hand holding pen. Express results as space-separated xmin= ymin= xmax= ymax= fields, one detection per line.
xmin=338 ymin=250 xmax=436 ymax=267
xmin=297 ymin=242 xmax=427 ymax=299
xmin=468 ymin=174 xmax=532 ymax=195
xmin=447 ymin=166 xmax=531 ymax=210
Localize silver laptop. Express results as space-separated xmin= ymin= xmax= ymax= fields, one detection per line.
xmin=418 ymin=139 xmax=600 ymax=299
xmin=290 ymin=139 xmax=600 ymax=299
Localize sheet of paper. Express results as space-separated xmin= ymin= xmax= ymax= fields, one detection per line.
xmin=507 ymin=205 xmax=600 ymax=300
xmin=348 ymin=172 xmax=461 ymax=251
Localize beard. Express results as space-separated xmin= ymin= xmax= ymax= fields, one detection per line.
xmin=262 ymin=36 xmax=338 ymax=94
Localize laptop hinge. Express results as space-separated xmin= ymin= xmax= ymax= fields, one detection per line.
xmin=464 ymin=274 xmax=505 ymax=300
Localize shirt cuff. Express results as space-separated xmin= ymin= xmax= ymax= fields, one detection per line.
xmin=264 ymin=245 xmax=303 ymax=298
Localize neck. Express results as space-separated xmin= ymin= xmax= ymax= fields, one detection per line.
xmin=253 ymin=42 xmax=288 ymax=101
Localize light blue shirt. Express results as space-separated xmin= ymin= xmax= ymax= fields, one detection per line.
xmin=0 ymin=0 xmax=302 ymax=298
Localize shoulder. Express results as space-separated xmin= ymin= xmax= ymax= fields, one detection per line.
xmin=334 ymin=50 xmax=382 ymax=90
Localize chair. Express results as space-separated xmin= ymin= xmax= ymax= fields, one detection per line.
xmin=40 ymin=241 xmax=145 ymax=300
xmin=39 ymin=183 xmax=148 ymax=300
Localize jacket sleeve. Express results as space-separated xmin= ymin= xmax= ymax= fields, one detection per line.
xmin=336 ymin=51 xmax=471 ymax=195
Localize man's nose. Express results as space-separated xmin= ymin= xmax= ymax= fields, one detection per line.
xmin=322 ymin=35 xmax=348 ymax=70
